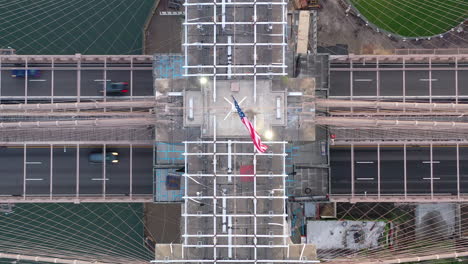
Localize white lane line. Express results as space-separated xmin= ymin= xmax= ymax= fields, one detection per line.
xmin=288 ymin=92 xmax=303 ymax=96
xmin=422 ymin=161 xmax=440 ymax=164
xmin=267 ymin=223 xmax=284 ymax=227
xmin=423 ymin=177 xmax=440 ymax=180
xmin=354 ymin=79 xmax=373 ymax=82
xmin=29 ymin=79 xmax=46 ymax=82
xmin=91 ymin=178 xmax=109 ymax=181
xmin=94 ymin=79 xmax=111 ymax=82
xmin=25 ymin=161 xmax=42 ymax=165
xmin=26 ymin=178 xmax=44 ymax=181
xmin=357 ymin=178 xmax=374 ymax=180
xmin=419 ymin=79 xmax=438 ymax=81
xmin=356 ymin=161 xmax=374 ymax=164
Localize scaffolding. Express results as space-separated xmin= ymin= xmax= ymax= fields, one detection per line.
xmin=182 ymin=0 xmax=288 ymax=103
xmin=152 ymin=116 xmax=317 ymax=263
xmin=151 ymin=0 xmax=320 ymax=257
xmin=181 ymin=140 xmax=290 ymax=261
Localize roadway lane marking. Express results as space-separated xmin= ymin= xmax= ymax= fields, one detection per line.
xmin=29 ymin=79 xmax=46 ymax=82
xmin=423 ymin=177 xmax=440 ymax=180
xmin=25 ymin=178 xmax=43 ymax=181
xmin=332 ymin=145 xmax=468 ymax=148
xmin=25 ymin=161 xmax=42 ymax=165
xmin=91 ymin=178 xmax=109 ymax=181
xmin=94 ymin=79 xmax=111 ymax=82
xmin=354 ymin=79 xmax=373 ymax=82
xmin=6 ymin=145 xmax=153 ymax=149
xmin=419 ymin=78 xmax=438 ymax=81
xmin=357 ymin=178 xmax=374 ymax=180
xmin=356 ymin=161 xmax=374 ymax=164
xmin=422 ymin=161 xmax=440 ymax=164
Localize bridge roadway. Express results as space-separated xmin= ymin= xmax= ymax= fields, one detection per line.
xmin=328 ymin=55 xmax=468 ymax=200
xmin=0 ymin=144 xmax=153 ymax=198
xmin=0 ymin=55 xmax=154 ymax=101
xmin=329 ymin=58 xmax=468 ymax=100
xmin=0 ymin=56 xmax=155 ymax=201
xmin=330 ymin=145 xmax=468 ymax=196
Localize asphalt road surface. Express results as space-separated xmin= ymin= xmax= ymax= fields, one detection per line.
xmin=0 ymin=145 xmax=153 ymax=196
xmin=329 ymin=62 xmax=468 ymax=98
xmin=330 ymin=145 xmax=468 ymax=195
xmin=0 ymin=63 xmax=154 ymax=101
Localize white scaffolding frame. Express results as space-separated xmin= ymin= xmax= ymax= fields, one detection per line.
xmin=160 ymin=0 xmax=321 ymax=261
xmin=182 ymin=0 xmax=287 ymax=103
xmin=175 ymin=115 xmax=316 ymax=262
xmin=182 ymin=136 xmax=292 ymax=262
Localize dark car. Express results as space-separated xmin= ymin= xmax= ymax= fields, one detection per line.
xmin=101 ymin=82 xmax=129 ymax=95
xmin=88 ymin=151 xmax=119 ymax=164
xmin=11 ymin=69 xmax=40 ymax=78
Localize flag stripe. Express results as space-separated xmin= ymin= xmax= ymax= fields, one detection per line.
xmin=232 ymin=96 xmax=268 ymax=153
xmin=242 ymin=117 xmax=268 ymax=153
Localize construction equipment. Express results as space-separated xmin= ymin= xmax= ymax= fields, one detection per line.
xmin=308 ymin=0 xmax=321 ymax=9
xmin=293 ymin=0 xmax=321 ymax=10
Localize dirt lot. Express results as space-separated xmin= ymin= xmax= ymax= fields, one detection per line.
xmin=317 ymin=0 xmax=468 ymax=54
xmin=144 ymin=0 xmax=183 ymax=54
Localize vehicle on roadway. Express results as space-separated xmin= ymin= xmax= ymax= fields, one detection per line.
xmin=101 ymin=82 xmax=129 ymax=95
xmin=11 ymin=69 xmax=40 ymax=78
xmin=88 ymin=151 xmax=119 ymax=164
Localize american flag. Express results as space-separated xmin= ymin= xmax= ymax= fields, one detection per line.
xmin=232 ymin=96 xmax=268 ymax=153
